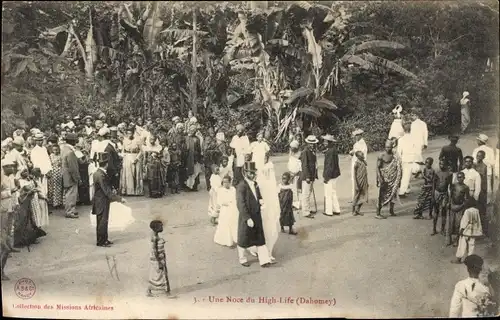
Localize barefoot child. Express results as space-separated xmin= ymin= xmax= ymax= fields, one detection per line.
xmin=448 ymin=172 xmax=470 ymax=246
xmin=413 ymin=157 xmax=436 ymax=220
xmin=279 ymin=172 xmax=297 ymax=235
xmin=208 ymin=165 xmax=222 ymax=225
xmin=452 ymin=199 xmax=483 ymax=264
xmin=219 ymin=156 xmax=233 ymax=180
xmin=432 ymin=159 xmax=453 ymax=236
xmin=352 ymin=151 xmax=368 ymax=216
xmin=147 ymin=220 xmax=171 ymax=297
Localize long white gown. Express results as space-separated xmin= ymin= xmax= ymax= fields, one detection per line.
xmin=213 ymin=186 xmax=238 ymax=247
xmin=256 ymin=161 xmax=280 ymax=259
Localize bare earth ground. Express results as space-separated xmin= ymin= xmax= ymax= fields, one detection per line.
xmin=2 ymin=128 xmax=499 ymax=319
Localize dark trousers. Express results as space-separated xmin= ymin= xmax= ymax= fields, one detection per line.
xmin=96 ymin=211 xmax=109 ymax=245
xmin=233 ymin=166 xmax=243 ymax=186
xmin=109 ymin=173 xmax=120 ymax=192
xmin=205 ymin=164 xmax=213 ymax=191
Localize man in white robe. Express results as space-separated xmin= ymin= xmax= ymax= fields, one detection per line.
xmin=397 ymin=122 xmax=420 ymax=195
xmin=349 ymin=129 xmax=368 ymax=200
xmin=410 ymin=112 xmax=428 ymax=166
xmin=30 ymin=133 xmax=53 ymax=192
xmin=251 ymin=131 xmax=270 ymax=171
xmin=230 ymin=124 xmax=250 ymax=186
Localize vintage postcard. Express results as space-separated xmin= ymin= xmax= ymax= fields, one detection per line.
xmin=1 ymin=0 xmax=499 ymax=318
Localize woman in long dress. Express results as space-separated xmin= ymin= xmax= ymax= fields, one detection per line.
xmin=120 ymin=126 xmax=144 ymax=196
xmin=460 ymin=91 xmax=471 ymax=134
xmin=213 ymin=175 xmax=238 ymax=247
xmin=143 ymin=134 xmax=164 ymax=198
xmin=257 ymin=153 xmax=280 ymax=261
xmin=47 ymin=144 xmax=63 ymax=208
xmin=31 ymin=168 xmax=49 ymax=227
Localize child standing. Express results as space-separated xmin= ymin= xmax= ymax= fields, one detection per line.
xmin=352 ymin=151 xmax=368 ymax=216
xmin=208 ymin=165 xmax=222 ymax=225
xmin=452 ymin=199 xmax=483 ymax=264
xmin=168 ymin=143 xmax=181 ymax=194
xmin=219 ymin=156 xmax=233 ymax=180
xmin=448 ymin=172 xmax=470 ymax=246
xmin=147 ymin=220 xmax=172 ymax=297
xmin=213 ymin=175 xmax=238 ymax=247
xmin=279 ymin=172 xmax=297 ymax=235
xmin=413 ymin=157 xmax=436 ymax=220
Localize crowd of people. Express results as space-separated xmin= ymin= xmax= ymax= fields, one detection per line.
xmin=1 ymin=100 xmax=499 ymax=314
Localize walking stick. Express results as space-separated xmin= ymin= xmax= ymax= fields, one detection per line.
xmin=311 ymin=182 xmax=318 ymax=213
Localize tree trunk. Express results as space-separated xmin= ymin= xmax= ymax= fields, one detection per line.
xmin=191 ymin=9 xmax=198 ymax=115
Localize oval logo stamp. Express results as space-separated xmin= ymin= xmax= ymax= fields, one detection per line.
xmin=14 ymin=278 xmax=36 ymax=299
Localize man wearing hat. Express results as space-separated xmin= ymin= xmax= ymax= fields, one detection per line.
xmin=235 ymin=161 xmax=273 ymax=267
xmin=449 ymin=254 xmax=492 ymax=317
xmin=60 ymin=133 xmax=81 ymax=218
xmin=300 ymin=135 xmax=319 ymax=218
xmin=9 ymin=137 xmax=28 ymax=179
xmin=92 ymin=152 xmax=126 ymax=247
xmin=97 ymin=127 xmax=121 ymax=191
xmin=230 ymin=124 xmax=250 ymax=186
xmin=322 ymin=134 xmax=341 ymax=216
xmin=472 ymin=133 xmax=495 ymax=184
xmin=30 ymin=132 xmax=52 ymax=194
xmin=349 ymin=129 xmax=368 ymax=201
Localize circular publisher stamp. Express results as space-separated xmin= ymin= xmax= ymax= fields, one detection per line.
xmin=14 ymin=278 xmax=36 ymax=299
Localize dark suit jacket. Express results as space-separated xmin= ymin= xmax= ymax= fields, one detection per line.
xmin=60 ymin=144 xmax=81 ymax=188
xmin=323 ymin=147 xmax=341 ymax=181
xmin=300 ymin=147 xmax=317 ymax=181
xmin=92 ymin=169 xmax=121 ymax=216
xmin=236 ymin=179 xmax=266 ymax=248
xmin=104 ymin=143 xmax=121 ymax=178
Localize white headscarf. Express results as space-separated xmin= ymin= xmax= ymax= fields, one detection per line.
xmin=461 ymin=91 xmax=470 ymax=104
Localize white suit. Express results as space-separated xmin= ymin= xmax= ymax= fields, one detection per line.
xmin=397 ymin=133 xmax=420 ymax=195
xmin=410 ymin=118 xmax=428 ymax=163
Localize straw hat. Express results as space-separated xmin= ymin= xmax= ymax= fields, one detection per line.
xmin=321 ymin=134 xmax=337 ymax=142
xmin=305 ymin=135 xmax=319 ymax=144
xmin=33 ymin=133 xmax=45 ymax=141
xmin=476 ymin=133 xmax=488 ymax=143
xmin=1 ymin=157 xmax=15 ymax=167
xmin=13 ymin=136 xmax=24 ymax=146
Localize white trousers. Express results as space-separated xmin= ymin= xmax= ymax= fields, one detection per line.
xmin=399 ymin=162 xmax=419 ymax=195
xmin=292 ymin=175 xmax=301 ymax=209
xmin=324 ymin=178 xmax=340 ymax=215
xmin=301 ymin=181 xmax=315 ymax=216
xmin=238 ymin=245 xmax=271 ymax=265
xmin=456 ymin=236 xmax=475 ymax=259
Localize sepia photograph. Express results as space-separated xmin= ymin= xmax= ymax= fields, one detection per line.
xmin=1 ymin=0 xmax=499 ymax=318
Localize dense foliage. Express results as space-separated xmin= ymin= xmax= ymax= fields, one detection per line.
xmin=2 ymin=1 xmax=498 ymax=152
